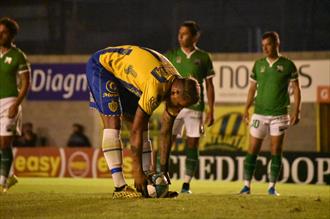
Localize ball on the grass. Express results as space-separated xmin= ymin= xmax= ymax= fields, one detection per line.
xmin=147 ymin=173 xmax=169 ymax=198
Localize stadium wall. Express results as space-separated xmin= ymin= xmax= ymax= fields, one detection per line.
xmin=22 ymin=52 xmax=330 ymax=151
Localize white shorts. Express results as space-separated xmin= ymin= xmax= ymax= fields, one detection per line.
xmin=172 ymin=108 xmax=203 ymax=138
xmin=249 ymin=114 xmax=290 ymax=139
xmin=0 ymin=97 xmax=22 ymax=136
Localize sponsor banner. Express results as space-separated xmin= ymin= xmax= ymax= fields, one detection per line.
xmin=26 ymin=60 xmax=329 ymax=102
xmin=13 ymin=148 xmax=330 ymax=184
xmin=27 ymin=64 xmax=88 ymax=100
xmin=170 ymin=152 xmax=330 ymax=184
xmin=212 ymin=60 xmax=330 ymax=103
xmin=13 ymin=147 xmax=64 ymax=177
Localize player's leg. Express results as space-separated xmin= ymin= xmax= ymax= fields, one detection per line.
xmin=0 ymin=136 xmax=13 ymax=193
xmin=268 ymin=115 xmax=289 ymax=196
xmin=181 ymin=109 xmax=202 ymax=194
xmin=240 ymin=114 xmax=268 ymax=194
xmin=86 ymin=57 xmax=140 ymax=198
xmin=119 ymin=88 xmax=153 ymax=175
xmin=100 ymin=114 xmax=127 ymax=188
xmin=181 ymin=137 xmax=199 ymax=193
xmin=142 ymin=128 xmax=153 ymax=174
xmin=0 ymin=98 xmax=21 ymax=193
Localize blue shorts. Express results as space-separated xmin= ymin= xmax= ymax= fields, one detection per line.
xmin=86 ymin=55 xmax=139 ymax=117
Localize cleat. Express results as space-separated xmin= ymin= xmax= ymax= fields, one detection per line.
xmin=181 ymin=183 xmax=192 ymax=194
xmin=181 ymin=188 xmax=192 ymax=194
xmin=268 ymin=187 xmax=280 ymax=196
xmin=165 ymin=191 xmax=179 ymax=198
xmin=239 ymin=186 xmax=251 ymax=195
xmin=6 ymin=175 xmax=18 ymax=191
xmin=112 ymin=185 xmax=142 ymax=199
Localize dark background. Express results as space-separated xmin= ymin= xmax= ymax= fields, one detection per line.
xmin=1 ymin=0 xmax=329 ymax=54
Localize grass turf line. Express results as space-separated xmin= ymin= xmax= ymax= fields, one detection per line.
xmin=0 ymin=178 xmax=329 ymax=219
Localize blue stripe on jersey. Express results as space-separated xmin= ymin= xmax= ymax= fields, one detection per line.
xmin=111 ymin=167 xmax=122 ymax=174
xmin=101 ymin=47 xmax=132 ymax=56
xmin=151 ymin=67 xmax=167 ymax=82
xmin=117 ymin=78 xmax=142 ymax=97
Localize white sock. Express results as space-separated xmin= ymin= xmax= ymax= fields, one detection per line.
xmin=102 ymin=129 xmax=126 ymax=188
xmin=0 ymin=175 xmax=6 ymax=186
xmin=268 ymin=182 xmax=276 ymax=189
xmin=184 ymin=175 xmax=192 ymax=184
xmin=244 ymin=180 xmax=251 ymax=188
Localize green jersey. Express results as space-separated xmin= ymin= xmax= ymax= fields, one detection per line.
xmin=165 ymin=47 xmax=214 ymax=111
xmin=0 ymin=46 xmax=30 ymax=99
xmin=251 ymin=56 xmax=298 ymax=116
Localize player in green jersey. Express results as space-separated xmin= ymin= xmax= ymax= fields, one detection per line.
xmin=0 ymin=17 xmax=30 ymax=193
xmin=239 ymin=32 xmax=301 ymax=196
xmin=165 ymin=21 xmax=215 ymax=193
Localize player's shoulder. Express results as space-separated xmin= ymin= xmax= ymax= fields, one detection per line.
xmin=11 ymin=46 xmax=26 ymax=56
xmin=195 ymin=48 xmax=212 ymax=61
xmin=195 ymin=47 xmax=210 ymax=56
xmin=254 ymin=57 xmax=267 ymax=64
xmin=279 ymin=56 xmax=295 ymax=64
xmin=165 ymin=48 xmax=180 ymax=56
xmin=10 ymin=46 xmax=28 ymax=60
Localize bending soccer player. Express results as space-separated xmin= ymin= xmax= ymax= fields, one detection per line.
xmin=165 ymin=21 xmax=215 ymax=193
xmin=0 ymin=17 xmax=30 ymax=193
xmin=86 ymin=45 xmax=200 ymax=198
xmin=239 ymin=32 xmax=301 ymax=196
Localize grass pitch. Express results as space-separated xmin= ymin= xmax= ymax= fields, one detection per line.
xmin=1 ymin=178 xmax=329 ymax=219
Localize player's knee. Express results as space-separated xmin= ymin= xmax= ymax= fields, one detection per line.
xmin=102 ymin=129 xmax=122 ymax=150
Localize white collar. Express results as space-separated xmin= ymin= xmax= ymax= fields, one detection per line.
xmin=0 ymin=46 xmax=13 ymax=58
xmin=180 ymin=47 xmax=197 ymax=59
xmin=266 ymin=55 xmax=281 ymax=67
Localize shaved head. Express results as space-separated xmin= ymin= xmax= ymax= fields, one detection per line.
xmin=172 ymin=77 xmax=200 ymax=107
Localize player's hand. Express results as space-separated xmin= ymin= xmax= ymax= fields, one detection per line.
xmin=290 ymin=112 xmax=300 ymax=125
xmin=204 ymin=111 xmax=214 ymax=127
xmin=243 ymin=110 xmax=250 ymax=125
xmin=8 ymin=103 xmax=19 ymax=118
xmin=134 ymin=171 xmax=148 ymax=197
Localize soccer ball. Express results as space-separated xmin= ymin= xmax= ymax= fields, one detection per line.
xmin=147 ymin=173 xmax=169 ymax=198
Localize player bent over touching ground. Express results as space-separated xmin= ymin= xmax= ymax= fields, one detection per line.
xmin=86 ymin=45 xmax=200 ymax=199
xmin=239 ymin=32 xmax=301 ymax=196
xmin=0 ymin=17 xmax=30 ymax=193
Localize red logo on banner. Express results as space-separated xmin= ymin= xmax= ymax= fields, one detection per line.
xmin=67 ymin=150 xmax=91 ymax=178
xmin=317 ymin=86 xmax=330 ymax=103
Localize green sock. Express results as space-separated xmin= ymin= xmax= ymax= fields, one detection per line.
xmin=185 ymin=147 xmax=199 ymax=177
xmin=243 ymin=153 xmax=258 ymax=181
xmin=269 ymin=154 xmax=282 ymax=183
xmin=0 ymin=147 xmax=13 ymax=177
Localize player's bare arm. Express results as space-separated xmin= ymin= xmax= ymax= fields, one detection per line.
xmin=205 ymin=77 xmax=215 ymax=126
xmin=290 ymin=79 xmax=301 ymax=125
xmin=244 ymin=81 xmax=257 ymax=124
xmin=8 ymin=71 xmax=30 ymax=118
xmin=130 ymin=106 xmax=149 ymax=193
xmin=159 ymin=107 xmax=176 ymax=182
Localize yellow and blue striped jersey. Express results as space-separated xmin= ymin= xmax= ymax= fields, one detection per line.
xmin=93 ymin=45 xmax=179 ymax=115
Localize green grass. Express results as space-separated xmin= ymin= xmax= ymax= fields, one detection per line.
xmin=1 ymin=178 xmax=329 ymax=219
